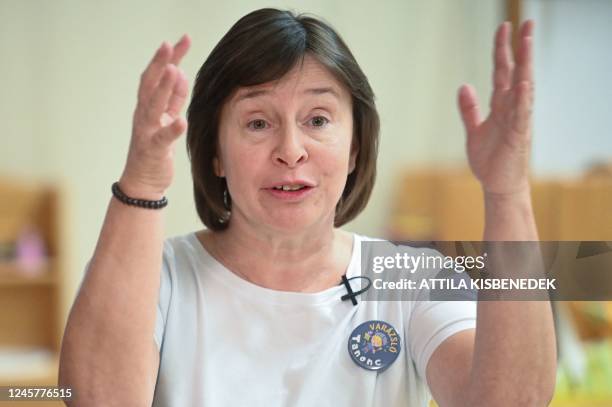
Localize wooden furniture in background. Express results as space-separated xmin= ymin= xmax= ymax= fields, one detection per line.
xmin=506 ymin=0 xmax=522 ymax=57
xmin=394 ymin=166 xmax=612 ymax=407
xmin=0 ymin=176 xmax=66 ymax=406
xmin=388 ymin=166 xmax=612 ymax=242
xmin=387 ymin=167 xmax=484 ymax=241
xmin=557 ymin=178 xmax=612 ymax=241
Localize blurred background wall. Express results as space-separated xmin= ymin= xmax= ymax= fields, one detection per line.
xmin=1 ymin=0 xmax=611 ymax=405
xmin=526 ymin=0 xmax=612 ymax=177
xmin=0 ymin=0 xmax=502 ymax=303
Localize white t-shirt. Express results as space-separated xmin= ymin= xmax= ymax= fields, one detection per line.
xmin=152 ymin=232 xmax=476 ymax=406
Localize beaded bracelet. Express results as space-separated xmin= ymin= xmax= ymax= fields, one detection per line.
xmin=111 ymin=181 xmax=168 ymax=209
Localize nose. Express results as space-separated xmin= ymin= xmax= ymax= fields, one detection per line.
xmin=272 ymin=124 xmax=308 ymax=168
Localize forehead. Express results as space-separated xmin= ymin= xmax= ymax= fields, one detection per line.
xmin=229 ymin=55 xmax=349 ymax=107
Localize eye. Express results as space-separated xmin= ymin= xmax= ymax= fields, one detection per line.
xmin=309 ymin=116 xmax=330 ymax=128
xmin=247 ymin=119 xmax=269 ymax=131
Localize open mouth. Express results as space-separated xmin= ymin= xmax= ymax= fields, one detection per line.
xmin=265 ymin=184 xmax=314 ymax=200
xmin=271 ymin=184 xmax=309 ymax=191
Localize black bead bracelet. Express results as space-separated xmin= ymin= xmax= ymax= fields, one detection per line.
xmin=111 ymin=181 xmax=168 ymax=209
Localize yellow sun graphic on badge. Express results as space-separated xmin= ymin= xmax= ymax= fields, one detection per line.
xmin=371 ymin=334 xmax=383 ymax=348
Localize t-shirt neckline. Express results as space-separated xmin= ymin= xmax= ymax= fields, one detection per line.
xmin=187 ymin=231 xmax=361 ymax=306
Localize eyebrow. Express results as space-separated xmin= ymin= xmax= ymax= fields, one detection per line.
xmin=234 ymin=86 xmax=341 ymax=104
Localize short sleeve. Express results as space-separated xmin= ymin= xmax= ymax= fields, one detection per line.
xmin=154 ymin=240 xmax=174 ymax=351
xmin=407 ymin=300 xmax=476 ymax=382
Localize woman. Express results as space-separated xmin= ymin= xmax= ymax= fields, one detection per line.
xmin=59 ymin=8 xmax=556 ymax=406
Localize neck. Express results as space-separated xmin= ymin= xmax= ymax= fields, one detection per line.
xmin=199 ymin=213 xmax=354 ymax=292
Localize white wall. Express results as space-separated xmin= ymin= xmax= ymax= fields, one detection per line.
xmin=0 ymin=0 xmax=503 ymax=316
xmin=525 ymin=0 xmax=612 ymax=177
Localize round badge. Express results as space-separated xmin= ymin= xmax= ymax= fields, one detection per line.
xmin=347 ymin=320 xmax=401 ymax=372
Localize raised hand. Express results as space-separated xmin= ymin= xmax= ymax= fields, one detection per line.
xmin=120 ymin=35 xmax=191 ymax=200
xmin=458 ymin=21 xmax=534 ymax=196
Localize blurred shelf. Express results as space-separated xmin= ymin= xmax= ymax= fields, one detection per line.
xmin=0 ymin=178 xmax=65 ymax=377
xmin=0 ymin=259 xmax=56 ymax=286
xmin=0 ymin=344 xmax=62 ymax=407
xmin=0 ymin=346 xmax=58 ymax=386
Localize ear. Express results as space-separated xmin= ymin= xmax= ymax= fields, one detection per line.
xmin=348 ymin=138 xmax=359 ymax=174
xmin=213 ymin=156 xmax=225 ymax=177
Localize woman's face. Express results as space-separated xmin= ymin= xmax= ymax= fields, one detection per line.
xmin=215 ymin=54 xmax=357 ymax=234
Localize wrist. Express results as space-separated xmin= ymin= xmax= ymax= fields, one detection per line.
xmin=112 ymin=181 xmax=168 ymax=210
xmin=483 ymin=187 xmax=532 ymax=207
xmin=118 ymin=175 xmax=166 ymax=201
xmin=483 ymin=186 xmax=538 ymax=241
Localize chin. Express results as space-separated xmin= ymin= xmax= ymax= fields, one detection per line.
xmin=263 ymin=208 xmax=329 ymax=234
xmin=268 ymin=216 xmax=316 ymax=234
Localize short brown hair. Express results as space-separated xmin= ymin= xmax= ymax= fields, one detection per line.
xmin=187 ymin=8 xmax=379 ymax=230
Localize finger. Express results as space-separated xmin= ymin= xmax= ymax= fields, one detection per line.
xmin=170 ymin=34 xmax=191 ymax=65
xmin=458 ymin=84 xmax=482 ymax=135
xmin=521 ymin=18 xmax=535 ymax=37
xmin=513 ymin=20 xmax=534 ymax=87
xmin=166 ymin=69 xmax=189 ymax=118
xmin=144 ymin=64 xmax=178 ymax=126
xmin=513 ymin=81 xmax=532 ymax=136
xmin=138 ymin=42 xmax=173 ymax=103
xmin=493 ymin=21 xmax=514 ymax=91
xmin=155 ymin=116 xmax=187 ymax=146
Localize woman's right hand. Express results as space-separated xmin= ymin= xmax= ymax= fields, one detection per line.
xmin=119 ymin=35 xmax=191 ymax=200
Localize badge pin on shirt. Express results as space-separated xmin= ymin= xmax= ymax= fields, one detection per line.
xmin=348 ymin=320 xmax=401 ymax=372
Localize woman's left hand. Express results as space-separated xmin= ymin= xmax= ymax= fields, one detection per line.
xmin=458 ymin=20 xmax=534 ymax=196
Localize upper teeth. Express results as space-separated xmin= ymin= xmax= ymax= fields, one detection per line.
xmin=274 ymin=185 xmax=304 ymax=191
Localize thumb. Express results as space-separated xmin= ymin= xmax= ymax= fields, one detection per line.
xmin=457 ymin=84 xmax=482 ymax=136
